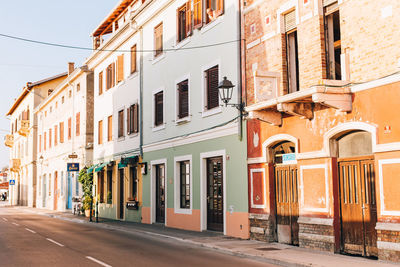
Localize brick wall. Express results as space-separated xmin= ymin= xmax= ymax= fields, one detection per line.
xmin=299 ymin=223 xmax=335 ymax=252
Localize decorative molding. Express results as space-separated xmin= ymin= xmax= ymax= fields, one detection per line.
xmin=262 ymin=134 xmax=299 ymax=163
xmin=378 ymin=241 xmax=400 ymax=252
xmin=375 ymin=142 xmax=400 ymax=153
xmin=351 ymin=73 xmax=400 ymax=93
xmin=250 ymin=168 xmax=267 ymax=209
xmin=260 ymin=31 xmax=276 ymax=42
xmin=376 ymin=222 xmax=400 ymax=232
xmin=299 ymin=232 xmax=334 ymax=243
xmin=299 ymin=164 xmax=330 ymax=213
xmin=249 ymin=213 xmax=270 ymax=220
xmin=246 ymin=38 xmax=261 ymax=50
xmin=247 ymin=157 xmax=267 ymax=164
xmin=378 ymin=158 xmax=400 ymax=216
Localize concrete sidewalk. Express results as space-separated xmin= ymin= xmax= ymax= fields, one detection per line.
xmin=14 ymin=207 xmax=398 ymax=267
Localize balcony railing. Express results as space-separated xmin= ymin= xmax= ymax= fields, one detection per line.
xmin=17 ymin=120 xmax=30 ymax=137
xmin=4 ymin=134 xmax=14 ymax=148
xmin=10 ymin=159 xmax=21 ymax=173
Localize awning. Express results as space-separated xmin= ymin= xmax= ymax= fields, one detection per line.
xmin=0 ymin=182 xmax=8 ymax=190
xmin=94 ymin=163 xmax=107 ymax=173
xmin=118 ymin=162 xmax=127 ymax=169
xmin=86 ymin=164 xmax=98 ymax=174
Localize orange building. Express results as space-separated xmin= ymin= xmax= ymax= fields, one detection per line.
xmin=243 ymin=0 xmax=400 ymax=261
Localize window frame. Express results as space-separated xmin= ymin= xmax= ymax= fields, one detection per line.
xmin=107 ymin=115 xmax=113 ymax=142
xmin=154 ymin=22 xmax=163 ymax=58
xmin=175 ymin=75 xmax=191 ymax=123
xmin=98 ymin=120 xmax=103 ymax=145
xmin=153 ymin=89 xmax=165 ymax=131
xmin=127 ymin=103 xmax=139 ymax=135
xmin=99 ymin=71 xmax=103 ymax=95
xmin=131 ymin=44 xmax=137 ymax=74
xmin=118 ymin=109 xmax=124 ymax=138
xmin=174 ymin=155 xmax=192 ymax=214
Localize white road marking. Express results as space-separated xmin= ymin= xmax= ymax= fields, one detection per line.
xmin=86 ymin=256 xmax=112 ymax=267
xmin=12 ymin=222 xmax=19 ymax=226
xmin=25 ymin=228 xmax=36 ymax=234
xmin=2 ymin=218 xmax=8 ymax=221
xmin=46 ymin=238 xmax=64 ymax=247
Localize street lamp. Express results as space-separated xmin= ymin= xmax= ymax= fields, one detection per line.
xmin=218 ymin=76 xmax=247 ymax=116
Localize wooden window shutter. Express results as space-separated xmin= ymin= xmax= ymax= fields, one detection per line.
xmin=68 ymin=117 xmax=72 ymax=140
xmin=118 ymin=110 xmax=124 ymax=137
xmin=99 ymin=71 xmax=103 ymax=95
xmin=44 ymin=132 xmax=47 ymax=150
xmin=127 ymin=107 xmax=131 ymax=134
xmin=216 ymin=0 xmax=224 ymax=17
xmin=98 ymin=120 xmax=103 ymax=144
xmin=178 ymin=80 xmax=189 ymax=118
xmin=54 ymin=125 xmax=58 ymax=146
xmin=193 ymin=0 xmax=202 ymax=28
xmin=39 ymin=135 xmax=42 ymax=152
xmin=186 ymin=1 xmax=192 ymax=36
xmin=154 ymin=23 xmax=163 ymax=56
xmin=117 ymin=55 xmax=124 ymax=83
xmin=206 ymin=66 xmax=219 ymax=110
xmin=131 ymin=45 xmax=137 ymax=73
xmin=154 ymin=92 xmax=163 ymax=126
xmin=112 ymin=62 xmax=116 ymax=87
xmin=60 ymin=122 xmax=64 ymax=143
xmin=49 ymin=129 xmax=52 ymax=148
xmin=284 ymin=10 xmax=296 ymax=32
xmin=108 ymin=115 xmax=113 ymax=141
xmin=76 ymin=112 xmax=80 ymax=136
xmin=133 ymin=104 xmax=138 ymax=133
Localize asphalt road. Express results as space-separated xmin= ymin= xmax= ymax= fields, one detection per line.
xmin=0 ymin=206 xmax=276 ymax=267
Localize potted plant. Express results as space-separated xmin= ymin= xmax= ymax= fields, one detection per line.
xmin=78 ymin=167 xmax=93 ymax=218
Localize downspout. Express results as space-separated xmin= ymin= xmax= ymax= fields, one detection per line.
xmin=237 ymin=0 xmax=244 ymax=141
xmin=139 ymin=26 xmax=144 ymax=157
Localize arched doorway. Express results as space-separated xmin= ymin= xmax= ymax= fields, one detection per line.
xmin=271 ymin=141 xmax=299 ymax=245
xmin=334 ymin=131 xmax=377 ymax=257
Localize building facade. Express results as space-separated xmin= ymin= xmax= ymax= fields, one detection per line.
xmin=35 ymin=65 xmax=94 ymax=211
xmin=6 ymin=73 xmax=67 ymax=207
xmin=243 ymin=0 xmax=400 ymax=261
xmin=86 ymin=0 xmax=143 ymax=222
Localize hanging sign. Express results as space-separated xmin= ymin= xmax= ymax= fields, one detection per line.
xmin=282 ymin=153 xmax=297 ymax=165
xmin=67 ymin=163 xmax=80 ymax=172
xmin=9 ymin=180 xmax=15 ymax=186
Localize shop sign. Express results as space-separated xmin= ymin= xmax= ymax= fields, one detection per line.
xmin=67 ymin=163 xmax=80 ymax=172
xmin=9 ymin=180 xmax=15 ymax=185
xmin=282 ymin=153 xmax=297 ymax=165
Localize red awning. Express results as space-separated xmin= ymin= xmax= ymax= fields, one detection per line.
xmin=0 ymin=182 xmax=9 ymax=190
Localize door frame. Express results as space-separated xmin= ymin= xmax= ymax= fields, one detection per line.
xmin=200 ymin=150 xmax=226 ymax=235
xmin=150 ymin=159 xmax=167 ymax=224
xmin=118 ymin=168 xmax=125 ymax=220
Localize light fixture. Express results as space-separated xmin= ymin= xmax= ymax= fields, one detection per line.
xmin=39 ymin=155 xmax=44 ymax=165
xmin=218 ymin=76 xmax=247 ymax=117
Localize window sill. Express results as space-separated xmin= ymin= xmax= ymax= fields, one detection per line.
xmin=200 ymin=15 xmax=224 ymax=35
xmin=117 ymin=136 xmax=125 ymax=142
xmin=152 ymin=124 xmax=166 ymax=132
xmin=128 ymin=132 xmax=139 ymax=138
xmin=174 ymin=37 xmax=191 ymax=50
xmin=175 ymin=116 xmax=191 ymax=125
xmin=202 ymin=106 xmax=222 ymax=118
xmin=128 ymin=71 xmax=139 ymax=80
xmin=174 ymin=208 xmax=192 ymax=215
xmin=152 ymin=53 xmax=166 ymax=65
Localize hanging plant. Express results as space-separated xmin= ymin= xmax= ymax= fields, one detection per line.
xmin=78 ymin=167 xmax=93 ymax=211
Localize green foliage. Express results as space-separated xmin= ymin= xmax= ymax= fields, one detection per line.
xmin=78 ymin=167 xmax=93 ymax=210
xmin=107 ymin=191 xmax=112 ymax=204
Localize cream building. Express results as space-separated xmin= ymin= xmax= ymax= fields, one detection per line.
xmin=35 ymin=64 xmax=94 ymax=211
xmin=5 ymin=73 xmax=67 ymax=206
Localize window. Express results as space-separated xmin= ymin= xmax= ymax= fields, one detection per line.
xmin=324 ymin=4 xmax=341 ymax=80
xmin=129 ymin=166 xmax=137 ymax=201
xmin=61 ymin=96 xmax=65 ymax=104
xmin=44 ymin=132 xmax=47 ymax=150
xmin=177 ymin=3 xmax=191 ymax=42
xmin=107 ymin=169 xmax=113 ymax=204
xmin=179 ymin=161 xmax=190 ymax=209
xmin=118 ymin=110 xmax=124 ymax=138
xmin=205 ymin=65 xmax=219 ymax=110
xmin=50 ymin=106 xmax=52 ymax=113
xmin=131 ymin=45 xmax=137 ymax=73
xmin=49 ymin=129 xmax=52 ymax=148
xmin=69 ymin=90 xmax=72 ymax=98
xmin=68 ymin=117 xmax=72 ymax=140
xmin=99 ymin=71 xmax=103 ymax=95
xmin=98 ymin=120 xmax=103 ymax=145
xmin=76 ymin=83 xmax=80 ymax=92
xmin=107 ymin=115 xmax=113 ymax=141
xmin=98 ymin=171 xmax=104 ymax=203
xmin=106 ymin=63 xmax=115 ymax=89
xmin=154 ymin=91 xmax=164 ymax=127
xmin=154 ymin=23 xmax=163 ymax=57
xmin=76 ymin=112 xmax=80 ymax=136
xmin=117 ymin=55 xmax=124 ymax=83
xmin=54 ymin=125 xmax=58 ymax=146
xmin=206 ymin=0 xmax=224 ymax=23
xmin=285 ymin=11 xmax=299 ymax=93
xmin=59 ymin=122 xmax=64 ymax=143
xmin=39 ymin=135 xmax=42 ymax=153
xmin=127 ymin=104 xmax=139 ymax=134
xmin=193 ymin=0 xmax=203 ymax=28
xmin=177 ymin=80 xmax=189 ymax=119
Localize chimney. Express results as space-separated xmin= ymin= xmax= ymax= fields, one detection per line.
xmin=68 ymin=62 xmax=75 ymax=75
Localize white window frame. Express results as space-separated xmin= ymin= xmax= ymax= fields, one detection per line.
xmin=150 ymin=158 xmax=168 ymax=224
xmin=201 ymin=59 xmax=222 ymax=118
xmin=152 ymin=87 xmax=166 ymax=132
xmin=175 ymin=73 xmax=191 ymax=124
xmin=174 ymin=155 xmax=193 ymax=214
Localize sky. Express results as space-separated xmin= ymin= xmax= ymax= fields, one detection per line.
xmin=0 ymin=1 xmax=118 ymax=168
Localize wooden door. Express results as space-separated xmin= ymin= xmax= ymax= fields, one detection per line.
xmin=207 ymin=157 xmax=223 ymax=232
xmin=155 ymin=164 xmax=165 ymax=223
xmin=54 ymin=172 xmax=58 ymax=211
xmin=119 ymin=169 xmax=124 ymax=220
xmin=338 ymin=157 xmax=377 ymax=257
xmin=275 ymin=165 xmax=299 ymax=245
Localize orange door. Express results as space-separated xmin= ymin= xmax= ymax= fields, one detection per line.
xmin=275 ymin=165 xmax=299 ymax=245
xmin=54 ymin=172 xmax=58 ymax=211
xmin=338 ymin=157 xmax=377 ymax=257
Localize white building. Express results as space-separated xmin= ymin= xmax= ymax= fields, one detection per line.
xmin=35 ymin=65 xmax=94 ymax=211
xmin=5 ymin=73 xmax=67 ymax=206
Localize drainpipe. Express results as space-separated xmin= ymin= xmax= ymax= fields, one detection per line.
xmin=139 ymin=26 xmax=144 ymax=158
xmin=237 ymin=0 xmax=244 ymax=141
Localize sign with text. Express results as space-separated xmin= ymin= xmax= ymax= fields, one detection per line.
xmin=282 ymin=153 xmax=297 ymax=165
xmin=67 ymin=163 xmax=80 ymax=172
xmin=9 ymin=180 xmax=15 ymax=186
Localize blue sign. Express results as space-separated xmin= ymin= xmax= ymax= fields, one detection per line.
xmin=282 ymin=153 xmax=296 ymax=164
xmin=9 ymin=180 xmax=15 ymax=185
xmin=67 ymin=163 xmax=80 ymax=172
